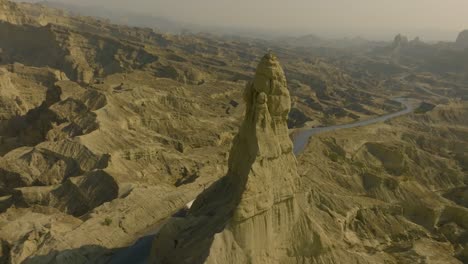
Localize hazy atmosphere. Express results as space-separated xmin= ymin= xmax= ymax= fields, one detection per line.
xmin=1 ymin=0 xmax=468 ymax=263
xmin=17 ymin=0 xmax=468 ymax=40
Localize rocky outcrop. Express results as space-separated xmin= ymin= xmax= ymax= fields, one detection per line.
xmin=0 ymin=66 xmax=60 ymax=121
xmin=455 ymin=30 xmax=468 ymax=50
xmin=150 ymin=53 xmax=317 ymax=263
xmin=0 ymin=0 xmax=32 ymax=25
xmin=0 ymin=19 xmax=158 ymax=84
xmin=392 ymin=34 xmax=409 ymax=49
xmin=10 ymin=170 xmax=119 ymax=217
xmin=391 ymin=34 xmax=409 ymax=61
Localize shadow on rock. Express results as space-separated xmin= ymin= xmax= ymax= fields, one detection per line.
xmin=22 ymin=244 xmax=118 ymax=264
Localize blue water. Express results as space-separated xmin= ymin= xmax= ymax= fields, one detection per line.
xmin=292 ymin=98 xmax=415 ymax=154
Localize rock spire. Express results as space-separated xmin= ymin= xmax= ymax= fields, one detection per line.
xmin=150 ymin=53 xmax=307 ymax=264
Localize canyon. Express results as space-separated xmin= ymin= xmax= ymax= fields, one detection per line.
xmin=0 ymin=0 xmax=466 ymax=263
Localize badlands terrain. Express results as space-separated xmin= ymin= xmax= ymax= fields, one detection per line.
xmin=0 ymin=0 xmax=467 ymax=263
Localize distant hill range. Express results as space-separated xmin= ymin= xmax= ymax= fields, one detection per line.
xmin=32 ymin=0 xmax=191 ymax=32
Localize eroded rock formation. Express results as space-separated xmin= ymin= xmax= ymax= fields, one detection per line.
xmin=150 ymin=53 xmax=317 ymax=263
xmin=392 ymin=34 xmax=409 ymax=49
xmin=455 ymin=30 xmax=468 ymax=50
xmin=0 ymin=0 xmax=31 ymax=25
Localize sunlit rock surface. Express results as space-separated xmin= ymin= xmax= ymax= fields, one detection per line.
xmin=151 ymin=53 xmax=323 ymax=264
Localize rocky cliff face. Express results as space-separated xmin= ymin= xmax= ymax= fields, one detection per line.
xmin=0 ymin=0 xmax=31 ymax=25
xmin=150 ymin=53 xmax=314 ymax=263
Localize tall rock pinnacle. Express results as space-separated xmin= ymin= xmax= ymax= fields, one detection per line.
xmin=150 ymin=53 xmax=309 ymax=263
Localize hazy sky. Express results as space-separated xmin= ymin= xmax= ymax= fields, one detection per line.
xmin=20 ymin=0 xmax=468 ymax=40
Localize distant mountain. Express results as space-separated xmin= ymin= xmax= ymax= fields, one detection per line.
xmin=34 ymin=0 xmax=190 ymax=32
xmin=24 ymin=1 xmax=301 ymax=40
xmin=274 ymin=33 xmax=384 ymax=53
xmin=391 ymin=34 xmax=409 ymax=49
xmin=288 ymin=34 xmax=323 ymax=46
xmin=455 ymin=30 xmax=468 ymax=50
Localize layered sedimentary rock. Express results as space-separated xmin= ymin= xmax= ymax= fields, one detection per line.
xmin=0 ymin=0 xmax=31 ymax=25
xmin=151 ymin=53 xmax=315 ymax=263
xmin=296 ymin=102 xmax=468 ymax=264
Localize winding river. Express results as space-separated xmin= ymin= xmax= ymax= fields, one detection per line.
xmin=110 ymin=97 xmax=417 ymax=264
xmin=292 ymin=98 xmax=416 ymax=154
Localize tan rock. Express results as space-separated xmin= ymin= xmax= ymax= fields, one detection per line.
xmin=150 ymin=53 xmax=320 ymax=264
xmin=0 ymin=0 xmax=32 ymax=25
